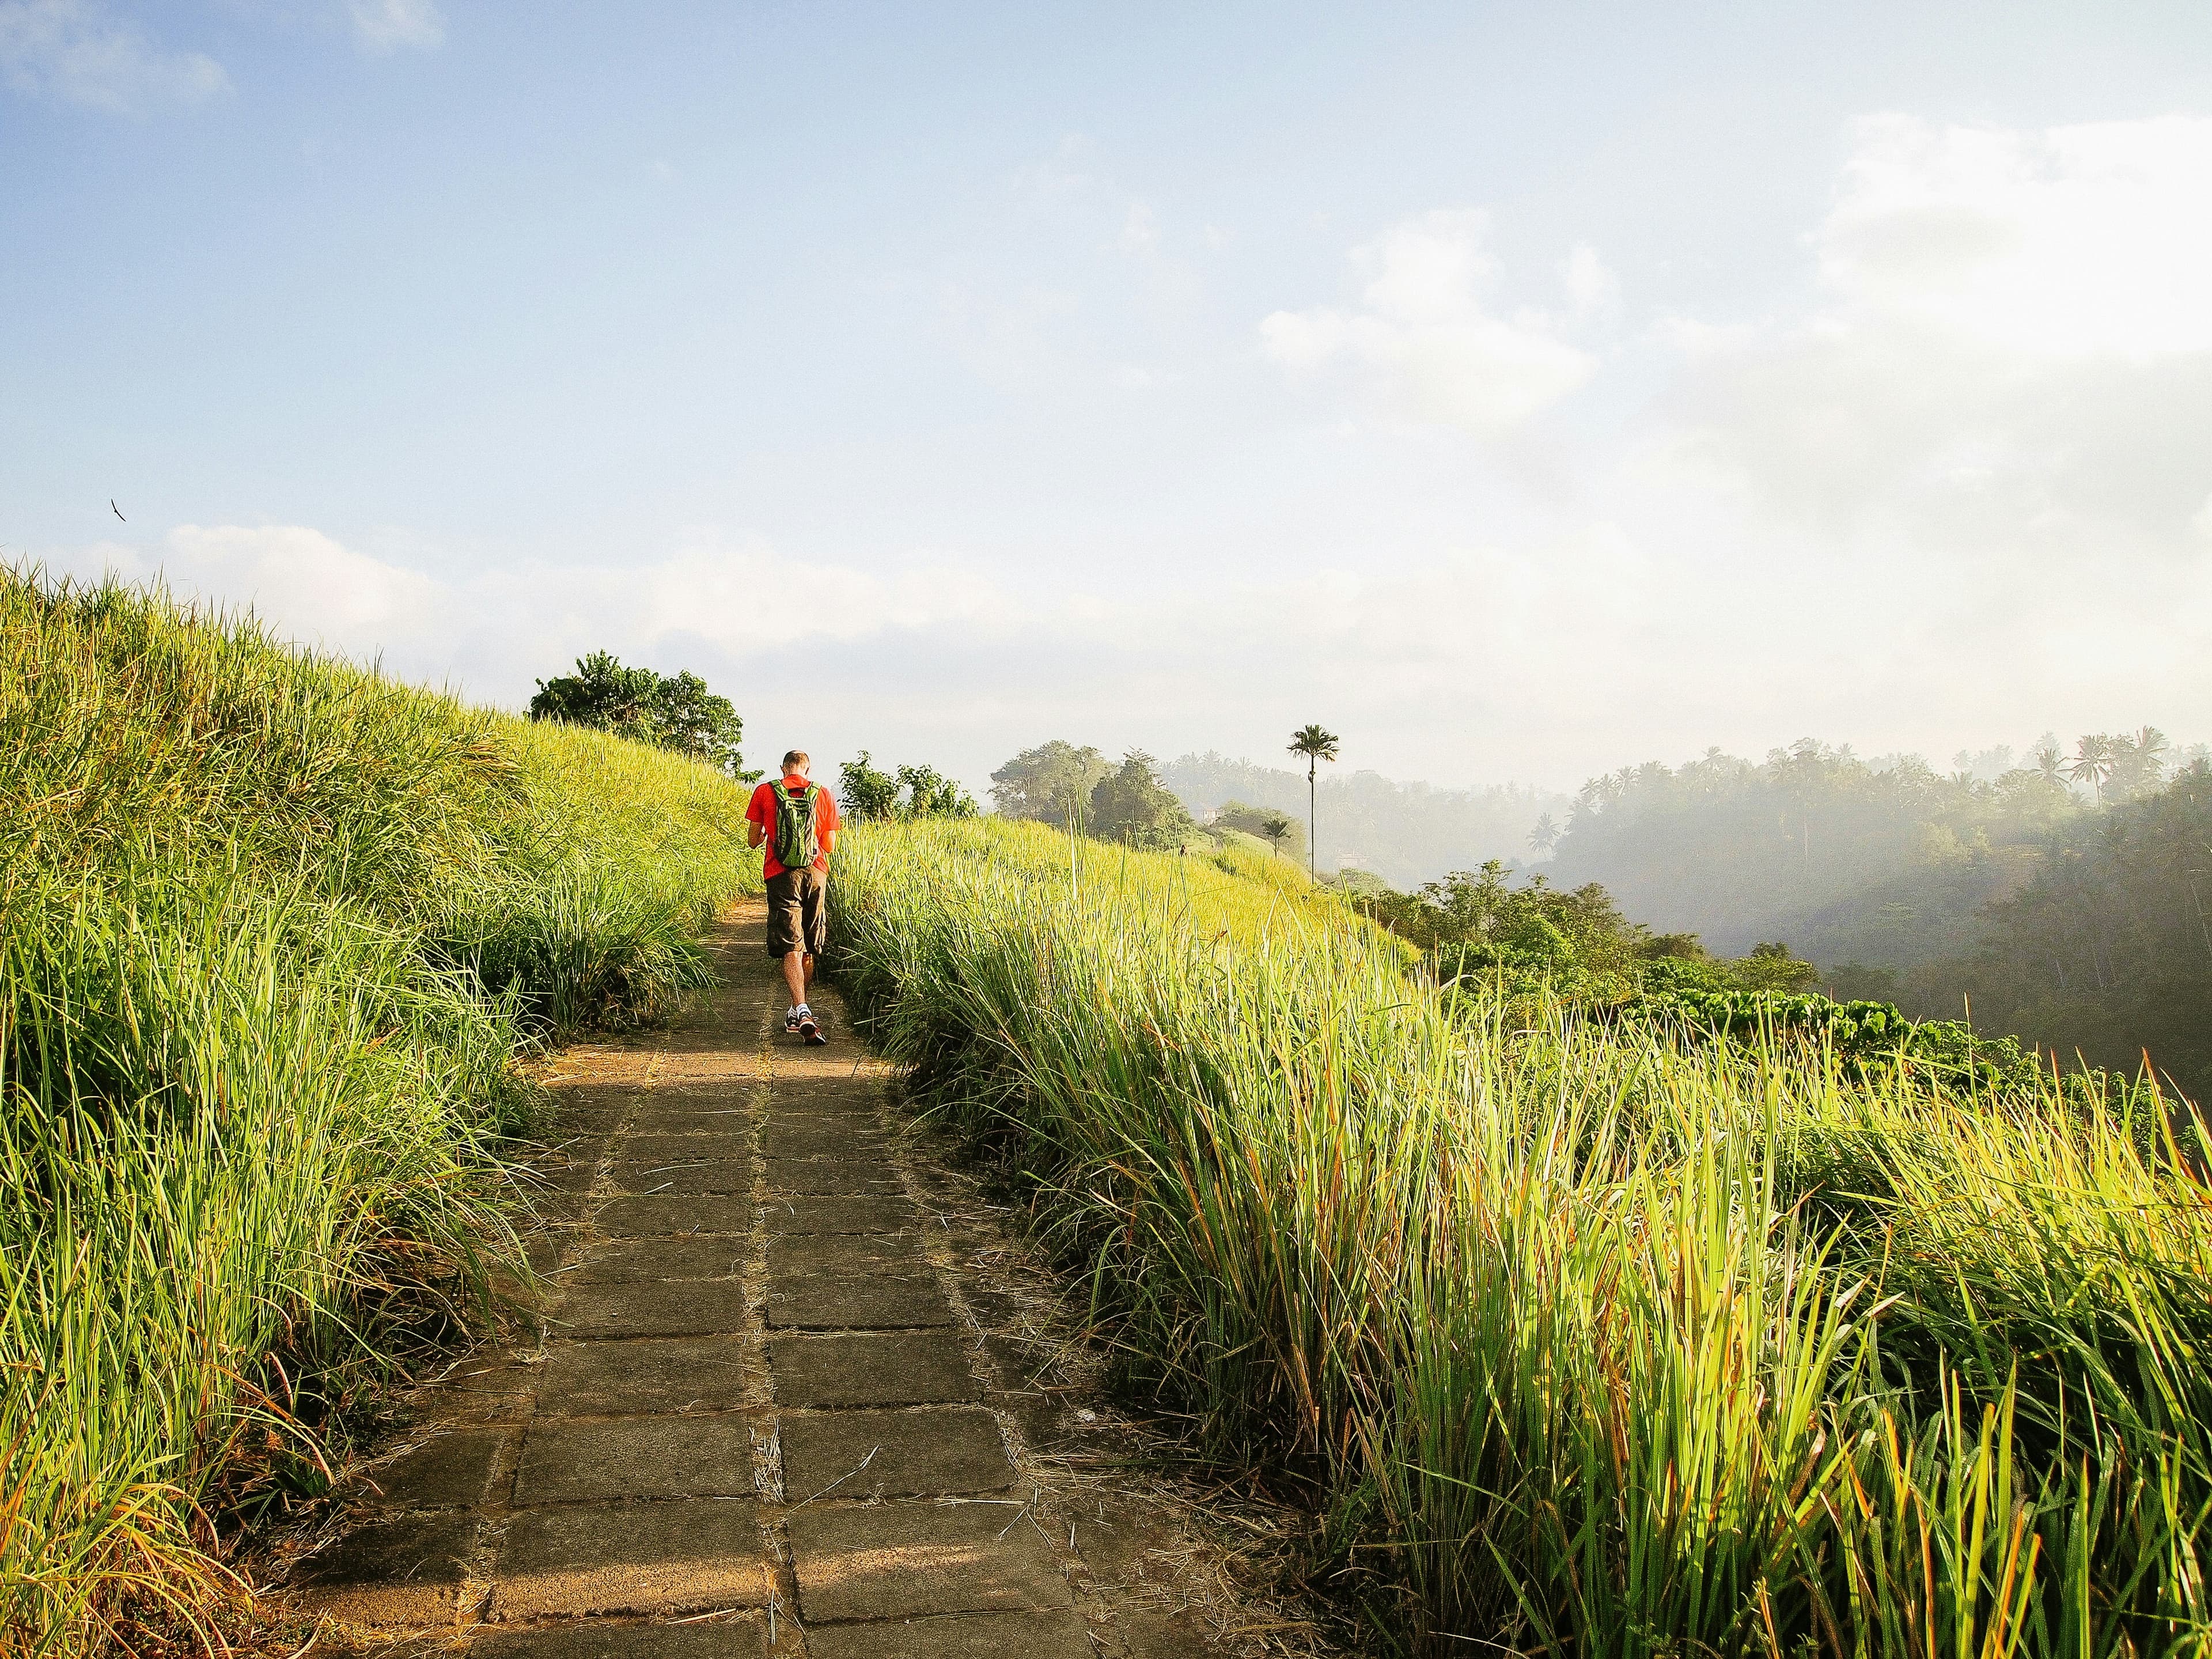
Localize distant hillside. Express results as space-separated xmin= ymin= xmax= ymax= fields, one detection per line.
xmin=1162 ymin=751 xmax=1567 ymax=889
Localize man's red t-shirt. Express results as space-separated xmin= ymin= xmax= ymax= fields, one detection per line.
xmin=747 ymin=775 xmax=840 ymax=880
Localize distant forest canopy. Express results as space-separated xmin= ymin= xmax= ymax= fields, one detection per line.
xmin=1948 ymin=763 xmax=2212 ymax=1101
xmin=1161 ymin=751 xmax=1567 ymax=889
xmin=1543 ymin=730 xmax=2205 ymax=964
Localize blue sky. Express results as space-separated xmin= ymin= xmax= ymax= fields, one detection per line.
xmin=7 ymin=1 xmax=2211 ymax=792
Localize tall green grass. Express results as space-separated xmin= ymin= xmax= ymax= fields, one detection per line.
xmin=1 ymin=571 xmax=758 ymax=1654
xmin=828 ymin=817 xmax=2212 ymax=1657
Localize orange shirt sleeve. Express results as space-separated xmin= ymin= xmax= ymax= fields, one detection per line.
xmin=817 ymin=789 xmax=840 ymax=834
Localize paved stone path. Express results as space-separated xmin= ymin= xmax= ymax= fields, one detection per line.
xmin=293 ymin=903 xmax=1291 ymax=1657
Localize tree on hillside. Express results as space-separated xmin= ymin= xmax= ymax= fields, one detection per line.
xmin=839 ymin=752 xmax=902 ymax=820
xmin=1287 ymin=724 xmax=1340 ymax=878
xmin=840 ymin=751 xmax=979 ymax=820
xmin=990 ymin=741 xmax=1111 ymax=828
xmin=530 ymin=650 xmax=750 ymax=777
xmin=1529 ymin=812 xmax=1560 ymax=855
xmin=1088 ymin=751 xmax=1195 ymax=850
xmin=1210 ymin=799 xmax=1305 ymax=859
xmin=896 ymin=762 xmax=979 ymax=817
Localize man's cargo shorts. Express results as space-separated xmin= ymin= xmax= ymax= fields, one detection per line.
xmin=766 ymin=866 xmax=828 ymax=959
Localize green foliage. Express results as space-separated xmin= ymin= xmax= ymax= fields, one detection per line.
xmin=828 ymin=817 xmax=2212 ymax=1657
xmin=1 ymin=571 xmax=756 ymax=1653
xmin=895 ymin=762 xmax=979 ymax=818
xmin=989 ymin=739 xmax=1110 ymax=826
xmin=529 ymin=649 xmax=751 ymax=778
xmin=1211 ymin=799 xmax=1306 ymax=858
xmin=1086 ymin=750 xmax=1197 ymax=850
xmin=838 ymin=750 xmax=902 ymax=820
xmin=1945 ymin=759 xmax=2212 ymax=1102
xmin=839 ymin=751 xmax=979 ymax=821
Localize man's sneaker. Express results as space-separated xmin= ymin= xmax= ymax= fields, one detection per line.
xmin=785 ymin=1006 xmax=803 ymax=1035
xmin=797 ymin=1005 xmax=827 ymax=1046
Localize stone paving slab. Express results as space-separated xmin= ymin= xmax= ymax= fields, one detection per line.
xmin=594 ymin=1195 xmax=756 ymax=1237
xmin=786 ymin=1502 xmax=1075 ymax=1622
xmin=763 ymin=1271 xmax=954 ymax=1330
xmin=617 ymin=1132 xmax=756 ymax=1163
xmin=360 ymin=1428 xmax=511 ymax=1508
xmin=466 ymin=1619 xmax=775 ymax=1658
xmin=802 ymin=1608 xmax=1096 ymax=1659
xmin=758 ymin=1196 xmax=917 ymax=1235
xmin=514 ymin=1416 xmax=757 ymax=1503
xmin=767 ymin=1331 xmax=979 ymax=1407
xmin=558 ymin=1280 xmax=755 ymax=1339
xmin=778 ymin=1407 xmax=1014 ymax=1498
xmin=761 ymin=1122 xmax=889 ymax=1161
xmin=609 ymin=1161 xmax=755 ymax=1196
xmin=533 ymin=1339 xmax=751 ymax=1416
xmin=570 ymin=1236 xmax=748 ymax=1284
xmin=299 ymin=1513 xmax=482 ymax=1626
xmin=766 ymin=1233 xmax=929 ymax=1277
xmin=761 ymin=1161 xmax=903 ymax=1196
xmin=493 ymin=1502 xmax=769 ymax=1618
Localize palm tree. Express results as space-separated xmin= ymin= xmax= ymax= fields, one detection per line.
xmin=1261 ymin=813 xmax=1294 ymax=859
xmin=2070 ymin=734 xmax=2115 ymax=804
xmin=1287 ymin=724 xmax=1340 ymax=878
xmin=2133 ymin=725 xmax=2170 ymax=791
xmin=2033 ymin=740 xmax=2066 ymax=785
xmin=1528 ymin=812 xmax=1559 ymax=856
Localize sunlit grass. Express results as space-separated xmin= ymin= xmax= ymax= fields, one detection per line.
xmin=1 ymin=570 xmax=759 ymax=1655
xmin=830 ymin=817 xmax=2212 ymax=1658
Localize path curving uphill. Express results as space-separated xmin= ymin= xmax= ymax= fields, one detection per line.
xmin=287 ymin=901 xmax=1323 ymax=1658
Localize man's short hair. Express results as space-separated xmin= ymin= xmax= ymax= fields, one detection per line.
xmin=783 ymin=749 xmax=809 ymax=771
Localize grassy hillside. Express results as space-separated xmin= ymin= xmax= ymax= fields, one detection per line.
xmin=0 ymin=572 xmax=757 ymax=1654
xmin=829 ymin=817 xmax=2211 ymax=1657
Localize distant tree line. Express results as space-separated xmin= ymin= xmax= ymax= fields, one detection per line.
xmin=1543 ymin=725 xmax=2209 ymax=1101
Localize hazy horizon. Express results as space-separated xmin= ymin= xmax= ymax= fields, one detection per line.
xmin=8 ymin=3 xmax=2209 ymax=794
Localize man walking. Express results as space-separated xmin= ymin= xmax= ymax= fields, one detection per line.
xmin=746 ymin=749 xmax=840 ymax=1044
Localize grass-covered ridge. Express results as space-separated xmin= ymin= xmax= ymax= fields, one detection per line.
xmin=0 ymin=571 xmax=757 ymax=1654
xmin=829 ymin=816 xmax=2212 ymax=1657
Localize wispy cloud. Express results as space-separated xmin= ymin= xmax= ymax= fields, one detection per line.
xmin=1262 ymin=210 xmax=1604 ymax=435
xmin=0 ymin=0 xmax=228 ymax=113
xmin=345 ymin=0 xmax=441 ymax=53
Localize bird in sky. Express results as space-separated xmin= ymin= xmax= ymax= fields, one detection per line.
xmin=111 ymin=500 xmax=125 ymax=521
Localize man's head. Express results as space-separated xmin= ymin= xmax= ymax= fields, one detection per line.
xmin=782 ymin=749 xmax=810 ymax=778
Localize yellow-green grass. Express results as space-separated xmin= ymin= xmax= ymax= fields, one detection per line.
xmin=1 ymin=571 xmax=758 ymax=1654
xmin=828 ymin=817 xmax=2212 ymax=1658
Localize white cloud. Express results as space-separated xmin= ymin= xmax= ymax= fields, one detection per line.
xmin=1649 ymin=114 xmax=2212 ymax=551
xmin=1817 ymin=113 xmax=2212 ymax=357
xmin=58 ymin=525 xmax=1020 ymax=695
xmin=0 ymin=0 xmax=228 ymax=112
xmin=346 ymin=0 xmax=441 ymax=51
xmin=1262 ymin=210 xmax=1600 ymax=434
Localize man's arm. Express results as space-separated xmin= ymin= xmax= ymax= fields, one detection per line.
xmin=748 ymin=820 xmax=766 ymax=849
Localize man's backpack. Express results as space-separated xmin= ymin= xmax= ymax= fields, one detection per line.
xmin=769 ymin=781 xmax=823 ymax=872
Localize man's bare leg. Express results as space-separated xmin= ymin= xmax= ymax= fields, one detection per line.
xmin=781 ymin=950 xmax=806 ymax=1010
